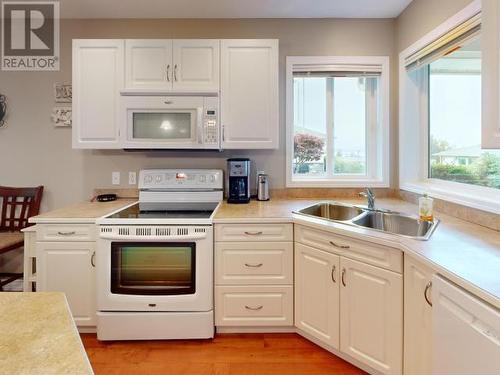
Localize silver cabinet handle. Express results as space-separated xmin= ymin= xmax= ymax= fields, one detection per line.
xmin=245 ymin=305 xmax=263 ymax=311
xmin=245 ymin=263 xmax=263 ymax=268
xmin=244 ymin=231 xmax=263 ymax=236
xmin=424 ymin=281 xmax=433 ymax=307
xmin=341 ymin=268 xmax=346 ymax=287
xmin=57 ymin=231 xmax=76 ymax=236
xmin=331 ymin=265 xmax=336 ymax=283
xmin=174 ymin=64 xmax=178 ymax=81
xmin=91 ymin=251 xmax=96 ymax=267
xmin=164 ymin=100 xmax=173 ymax=105
xmin=166 ymin=64 xmax=170 ymax=82
xmin=329 ymin=241 xmax=350 ymax=249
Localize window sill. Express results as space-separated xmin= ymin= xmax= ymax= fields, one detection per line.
xmin=401 ymin=180 xmax=500 ymax=215
xmin=287 ymin=178 xmax=389 ymax=189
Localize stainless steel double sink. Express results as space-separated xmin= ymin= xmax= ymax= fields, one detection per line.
xmin=294 ymin=202 xmax=439 ymax=240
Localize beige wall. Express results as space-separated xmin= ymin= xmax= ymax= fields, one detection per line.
xmin=396 ymin=0 xmax=475 ymax=52
xmin=0 ymin=18 xmax=397 ymax=212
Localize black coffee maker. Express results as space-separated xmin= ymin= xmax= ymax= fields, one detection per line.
xmin=227 ymin=158 xmax=251 ymax=204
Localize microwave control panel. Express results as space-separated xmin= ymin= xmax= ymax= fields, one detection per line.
xmin=203 ymin=97 xmax=219 ymax=145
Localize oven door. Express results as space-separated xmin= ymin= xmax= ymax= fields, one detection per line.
xmin=96 ymin=227 xmax=213 ymax=312
xmin=122 ymin=96 xmax=209 ymax=149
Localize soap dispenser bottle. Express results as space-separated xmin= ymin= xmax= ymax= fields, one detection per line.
xmin=419 ymin=194 xmax=434 ymax=222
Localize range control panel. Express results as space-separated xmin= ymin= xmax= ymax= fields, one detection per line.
xmin=139 ymin=169 xmax=223 ymax=190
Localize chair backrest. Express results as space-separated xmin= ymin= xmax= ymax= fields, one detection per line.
xmin=0 ymin=186 xmax=43 ymax=231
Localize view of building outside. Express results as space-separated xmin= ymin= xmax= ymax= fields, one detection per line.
xmin=292 ymin=76 xmax=370 ymax=177
xmin=429 ymin=37 xmax=500 ymax=189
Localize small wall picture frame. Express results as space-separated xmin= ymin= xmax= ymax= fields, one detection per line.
xmin=51 ymin=107 xmax=72 ymax=127
xmin=54 ymin=83 xmax=72 ymax=103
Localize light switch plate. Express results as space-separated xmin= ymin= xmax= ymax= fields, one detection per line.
xmin=128 ymin=171 xmax=137 ymax=185
xmin=112 ymin=171 xmax=120 ymax=185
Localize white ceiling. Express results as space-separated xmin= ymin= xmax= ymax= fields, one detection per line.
xmin=59 ymin=0 xmax=414 ymax=19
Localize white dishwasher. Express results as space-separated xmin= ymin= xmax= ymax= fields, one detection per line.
xmin=432 ymin=275 xmax=500 ymax=375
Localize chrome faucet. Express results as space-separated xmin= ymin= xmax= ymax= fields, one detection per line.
xmin=359 ymin=188 xmax=375 ymax=209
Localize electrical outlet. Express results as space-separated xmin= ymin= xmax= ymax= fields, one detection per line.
xmin=112 ymin=171 xmax=120 ymax=185
xmin=128 ymin=171 xmax=137 ymax=185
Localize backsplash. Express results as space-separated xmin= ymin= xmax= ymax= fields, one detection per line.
xmin=399 ymin=190 xmax=500 ymax=231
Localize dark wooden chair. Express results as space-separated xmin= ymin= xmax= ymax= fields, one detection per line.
xmin=0 ymin=186 xmax=43 ymax=291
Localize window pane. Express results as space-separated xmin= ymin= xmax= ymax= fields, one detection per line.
xmin=292 ymin=75 xmax=375 ymax=179
xmin=429 ymin=37 xmax=500 ymax=189
xmin=293 ymin=77 xmax=327 ymax=177
xmin=333 ymin=77 xmax=367 ymax=175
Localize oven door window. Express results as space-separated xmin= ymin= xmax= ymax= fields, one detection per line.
xmin=111 ymin=242 xmax=196 ymax=295
xmin=132 ymin=111 xmax=196 ymax=142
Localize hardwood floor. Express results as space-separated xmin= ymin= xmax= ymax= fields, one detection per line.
xmin=81 ymin=333 xmax=367 ymax=375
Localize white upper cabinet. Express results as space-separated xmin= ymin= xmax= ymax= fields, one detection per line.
xmin=482 ymin=0 xmax=500 ymax=148
xmin=125 ymin=40 xmax=173 ymax=90
xmin=221 ymin=39 xmax=279 ymax=149
xmin=340 ymin=257 xmax=403 ymax=375
xmin=172 ymin=40 xmax=220 ymax=92
xmin=124 ymin=39 xmax=219 ymax=93
xmin=72 ymin=39 xmax=123 ymax=149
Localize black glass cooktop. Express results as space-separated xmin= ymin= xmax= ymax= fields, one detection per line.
xmin=107 ymin=202 xmax=217 ymax=220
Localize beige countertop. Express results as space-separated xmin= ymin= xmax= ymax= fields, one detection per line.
xmin=27 ymin=197 xmax=499 ymax=308
xmin=215 ymin=198 xmax=500 ymax=309
xmin=0 ymin=292 xmax=93 ymax=375
xmin=30 ymin=199 xmax=137 ymax=224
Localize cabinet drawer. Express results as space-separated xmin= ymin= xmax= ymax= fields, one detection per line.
xmin=215 ymin=223 xmax=293 ymax=242
xmin=36 ymin=224 xmax=96 ymax=242
xmin=215 ymin=242 xmax=293 ymax=285
xmin=215 ymin=285 xmax=293 ymax=326
xmin=295 ymin=225 xmax=402 ymax=273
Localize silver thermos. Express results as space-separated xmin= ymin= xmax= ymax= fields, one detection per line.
xmin=257 ymin=172 xmax=270 ymax=201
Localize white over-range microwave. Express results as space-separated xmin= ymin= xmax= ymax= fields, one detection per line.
xmin=120 ymin=95 xmax=220 ymax=149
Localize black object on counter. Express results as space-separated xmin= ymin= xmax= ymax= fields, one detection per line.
xmin=227 ymin=158 xmax=251 ymax=204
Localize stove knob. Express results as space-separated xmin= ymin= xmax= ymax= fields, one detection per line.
xmin=199 ymin=175 xmax=206 ymax=183
xmin=144 ymin=175 xmax=153 ymax=183
xmin=155 ymin=175 xmax=163 ymax=183
xmin=210 ymin=175 xmax=215 ymax=183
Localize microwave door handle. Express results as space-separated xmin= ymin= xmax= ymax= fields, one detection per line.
xmin=197 ymin=107 xmax=203 ymax=144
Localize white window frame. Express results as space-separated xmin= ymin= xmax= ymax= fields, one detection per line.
xmin=285 ymin=56 xmax=390 ymax=188
xmin=399 ymin=0 xmax=500 ymax=215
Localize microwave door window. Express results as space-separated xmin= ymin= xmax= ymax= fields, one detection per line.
xmin=111 ymin=242 xmax=196 ymax=295
xmin=132 ymin=112 xmax=195 ymax=141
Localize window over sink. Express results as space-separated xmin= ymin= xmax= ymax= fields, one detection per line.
xmin=399 ymin=4 xmax=500 ymax=214
xmin=286 ymin=56 xmax=390 ymax=188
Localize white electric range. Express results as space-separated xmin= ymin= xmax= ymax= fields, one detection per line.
xmin=95 ymin=169 xmax=223 ymax=341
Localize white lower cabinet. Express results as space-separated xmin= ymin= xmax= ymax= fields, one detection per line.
xmin=295 ymin=243 xmax=340 ymax=349
xmin=215 ymin=285 xmax=293 ymax=326
xmin=404 ymin=256 xmax=434 ymax=375
xmin=340 ymin=257 xmax=403 ymax=375
xmin=295 ymin=225 xmax=403 ymax=375
xmin=36 ymin=241 xmax=96 ymax=327
xmin=214 ymin=223 xmax=294 ymax=329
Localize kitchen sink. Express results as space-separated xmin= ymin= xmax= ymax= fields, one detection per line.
xmin=352 ymin=211 xmax=438 ymax=240
xmin=294 ymin=202 xmax=439 ymax=240
xmin=297 ymin=202 xmax=365 ymax=221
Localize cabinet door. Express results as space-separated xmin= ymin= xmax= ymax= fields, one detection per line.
xmin=221 ymin=39 xmax=279 ymax=149
xmin=340 ymin=257 xmax=402 ymax=375
xmin=482 ymin=0 xmax=500 ymax=148
xmin=72 ymin=39 xmax=123 ymax=149
xmin=125 ymin=39 xmax=172 ymax=90
xmin=36 ymin=242 xmax=96 ymax=327
xmin=172 ymin=40 xmax=219 ymax=92
xmin=404 ymin=256 xmax=434 ymax=375
xmin=295 ymin=243 xmax=340 ymax=349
